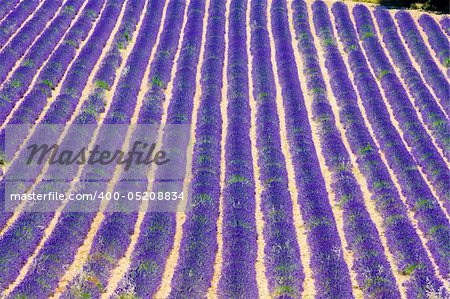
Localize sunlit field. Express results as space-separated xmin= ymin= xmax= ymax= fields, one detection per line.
xmin=0 ymin=0 xmax=449 ymax=298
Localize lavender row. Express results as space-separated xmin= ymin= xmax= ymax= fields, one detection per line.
xmin=395 ymin=11 xmax=449 ymax=110
xmin=353 ymin=6 xmax=450 ymax=211
xmin=85 ymin=0 xmax=145 ymax=93
xmin=169 ymin=0 xmax=225 ymax=297
xmin=0 ymin=212 xmax=59 ymax=290
xmin=0 ymin=0 xmax=111 ymax=191
xmin=101 ymin=0 xmax=165 ymax=125
xmin=440 ymin=17 xmax=450 ymax=36
xmin=0 ymin=182 xmax=10 ymax=229
xmin=63 ymin=1 xmax=171 ymax=288
xmin=0 ymin=0 xmax=105 ymax=128
xmin=0 ymin=0 xmax=85 ymax=126
xmin=63 ymin=1 xmax=172 ymax=298
xmin=304 ymin=1 xmax=400 ymax=297
xmin=374 ymin=8 xmax=450 ymax=161
xmin=0 ymin=0 xmax=103 ymax=229
xmin=8 ymin=210 xmax=98 ymax=298
xmin=418 ymin=15 xmax=450 ymax=68
xmin=43 ymin=0 xmax=129 ymax=125
xmin=0 ymin=0 xmax=40 ymax=47
xmin=7 ymin=3 xmax=145 ymax=297
xmin=63 ymin=211 xmax=137 ymax=298
xmin=50 ymin=1 xmax=190 ymax=296
xmin=0 ymin=0 xmax=105 ymax=229
xmin=138 ymin=0 xmax=189 ymax=124
xmin=114 ymin=0 xmax=207 ymax=297
xmin=0 ymin=0 xmax=125 ymax=293
xmin=0 ymin=0 xmax=63 ymax=85
xmin=216 ymin=0 xmax=259 ymax=297
xmin=351 ymin=5 xmax=450 ymax=276
xmin=0 ymin=0 xmax=21 ymax=21
xmin=57 ymin=1 xmax=179 ymax=297
xmin=63 ymin=0 xmax=190 ymax=296
xmin=292 ymin=1 xmax=372 ymax=297
xmin=332 ymin=3 xmax=449 ymax=295
xmin=76 ymin=0 xmax=145 ymax=125
xmin=250 ymin=0 xmax=310 ymax=296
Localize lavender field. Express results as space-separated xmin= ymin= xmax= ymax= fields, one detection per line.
xmin=0 ymin=0 xmax=449 ymax=298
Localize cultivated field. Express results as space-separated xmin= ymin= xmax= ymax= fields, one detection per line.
xmin=0 ymin=0 xmax=449 ymax=298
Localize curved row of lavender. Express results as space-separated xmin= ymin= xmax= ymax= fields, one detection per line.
xmin=0 ymin=0 xmax=40 ymax=47
xmin=0 ymin=0 xmax=22 ymax=21
xmin=60 ymin=0 xmax=186 ymax=297
xmin=0 ymin=0 xmax=107 ymax=184
xmin=250 ymin=0 xmax=308 ymax=296
xmin=168 ymin=0 xmax=224 ymax=297
xmin=217 ymin=0 xmax=259 ymax=297
xmin=440 ymin=17 xmax=450 ymax=36
xmin=291 ymin=0 xmax=373 ymax=297
xmin=354 ymin=6 xmax=450 ymax=213
xmin=0 ymin=0 xmax=86 ymax=228
xmin=0 ymin=0 xmax=104 ymax=240
xmin=104 ymin=1 xmax=191 ymax=296
xmin=76 ymin=0 xmax=146 ymax=125
xmin=0 ymin=0 xmax=64 ymax=85
xmin=0 ymin=0 xmax=447 ymax=297
xmin=374 ymin=8 xmax=450 ymax=162
xmin=418 ymin=15 xmax=450 ymax=69
xmin=0 ymin=0 xmax=85 ymax=125
xmin=355 ymin=6 xmax=450 ymax=202
xmin=114 ymin=0 xmax=207 ymax=297
xmin=136 ymin=0 xmax=186 ymax=125
xmin=332 ymin=2 xmax=447 ymax=297
xmin=0 ymin=0 xmax=105 ymax=232
xmin=4 ymin=0 xmax=116 ymax=194
xmin=8 ymin=0 xmax=148 ymax=297
xmin=112 ymin=0 xmax=187 ymax=295
xmin=0 ymin=0 xmax=120 ymax=291
xmin=353 ymin=4 xmax=450 ymax=277
xmin=0 ymin=0 xmax=106 ymax=150
xmin=45 ymin=0 xmax=135 ymax=125
xmin=298 ymin=1 xmax=399 ymax=297
xmin=395 ymin=11 xmax=449 ymax=112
